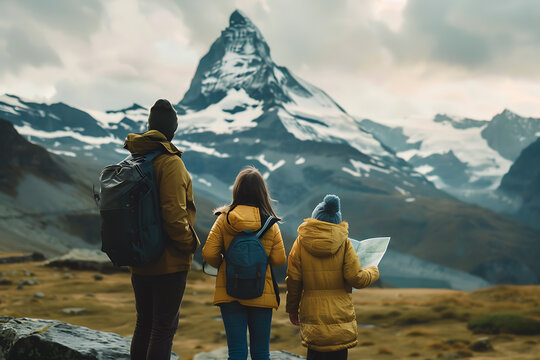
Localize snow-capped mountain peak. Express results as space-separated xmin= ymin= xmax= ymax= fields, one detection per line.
xmin=177 ymin=11 xmax=394 ymax=159
xmin=178 ymin=10 xmax=274 ymax=111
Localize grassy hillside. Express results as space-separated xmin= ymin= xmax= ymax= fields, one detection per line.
xmin=1 ymin=260 xmax=539 ymax=359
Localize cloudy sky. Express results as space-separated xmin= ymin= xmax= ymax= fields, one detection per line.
xmin=1 ymin=0 xmax=539 ymax=121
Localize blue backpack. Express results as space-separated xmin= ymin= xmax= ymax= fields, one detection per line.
xmin=224 ymin=215 xmax=280 ymax=302
xmin=95 ymin=150 xmax=166 ymax=267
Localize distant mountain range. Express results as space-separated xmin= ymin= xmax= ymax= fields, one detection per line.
xmin=358 ymin=110 xmax=540 ymax=211
xmin=0 ymin=10 xmax=539 ymax=286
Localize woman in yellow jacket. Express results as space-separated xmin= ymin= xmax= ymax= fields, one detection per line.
xmin=286 ymin=194 xmax=380 ymax=360
xmin=203 ymin=167 xmax=286 ymax=360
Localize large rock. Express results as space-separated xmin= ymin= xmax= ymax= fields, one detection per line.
xmin=0 ymin=316 xmax=178 ymax=360
xmin=44 ymin=248 xmax=125 ymax=274
xmin=194 ymin=346 xmax=305 ymax=360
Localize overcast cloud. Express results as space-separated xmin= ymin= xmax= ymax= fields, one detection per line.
xmin=0 ymin=0 xmax=539 ymax=120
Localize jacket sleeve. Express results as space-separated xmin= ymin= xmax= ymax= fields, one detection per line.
xmin=158 ymin=155 xmax=195 ymax=253
xmin=202 ymin=215 xmax=224 ymax=268
xmin=286 ymin=237 xmax=303 ymax=314
xmin=343 ymin=238 xmax=380 ymax=289
xmin=268 ymin=224 xmax=286 ymax=267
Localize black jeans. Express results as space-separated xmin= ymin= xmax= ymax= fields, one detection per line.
xmin=130 ymin=271 xmax=188 ymax=360
xmin=307 ymin=348 xmax=347 ymax=360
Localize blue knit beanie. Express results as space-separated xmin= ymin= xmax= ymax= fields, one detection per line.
xmin=311 ymin=194 xmax=342 ymax=224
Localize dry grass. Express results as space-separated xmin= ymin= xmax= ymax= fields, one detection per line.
xmin=1 ymin=261 xmax=540 ymax=359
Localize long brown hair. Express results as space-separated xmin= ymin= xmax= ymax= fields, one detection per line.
xmin=214 ymin=166 xmax=278 ymax=219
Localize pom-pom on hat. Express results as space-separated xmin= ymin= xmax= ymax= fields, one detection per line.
xmin=311 ymin=194 xmax=342 ymax=224
xmin=148 ymin=99 xmax=178 ymax=141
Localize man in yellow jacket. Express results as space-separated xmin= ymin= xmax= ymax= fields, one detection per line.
xmin=286 ymin=194 xmax=379 ymax=360
xmin=125 ymin=99 xmax=199 ymax=360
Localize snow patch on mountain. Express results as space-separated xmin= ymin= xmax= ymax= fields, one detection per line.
xmin=49 ymin=149 xmax=76 ymax=157
xmin=413 ymin=164 xmax=435 ymax=174
xmin=195 ymin=176 xmax=212 ymax=187
xmin=278 ymin=108 xmax=387 ymax=157
xmin=394 ymin=186 xmax=410 ymax=196
xmin=246 ymin=154 xmax=286 ymax=172
xmin=0 ymin=94 xmax=30 ymax=112
xmin=87 ymin=106 xmax=149 ymax=129
xmin=85 ymin=110 xmax=124 ymax=128
xmin=174 ymin=140 xmax=230 ymax=158
xmin=341 ymin=159 xmax=393 ymax=178
xmin=179 ymin=89 xmax=262 ymax=135
xmin=14 ymin=124 xmax=121 ymax=146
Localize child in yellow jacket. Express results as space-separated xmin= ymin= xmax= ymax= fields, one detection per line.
xmin=286 ymin=194 xmax=380 ymax=360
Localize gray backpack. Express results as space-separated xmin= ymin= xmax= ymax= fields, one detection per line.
xmin=94 ymin=150 xmax=165 ymax=266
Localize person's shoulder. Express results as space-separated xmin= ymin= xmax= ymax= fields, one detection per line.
xmin=266 ymin=221 xmax=281 ymax=239
xmin=155 ymin=153 xmax=185 ymax=169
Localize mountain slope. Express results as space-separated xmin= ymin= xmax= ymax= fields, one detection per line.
xmin=0 ymin=118 xmax=100 ymax=256
xmin=482 ymin=110 xmax=540 ymax=160
xmin=499 ymin=138 xmax=540 ymax=229
xmin=0 ymin=117 xmax=72 ymax=196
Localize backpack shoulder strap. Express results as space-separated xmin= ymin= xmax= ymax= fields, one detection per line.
xmin=256 ymin=216 xmax=278 ymax=238
xmin=143 ymin=149 xmax=165 ymax=162
xmin=257 ymin=209 xmax=281 ymax=307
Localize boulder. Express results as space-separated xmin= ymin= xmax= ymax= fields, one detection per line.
xmin=194 ymin=346 xmax=305 ymax=359
xmin=44 ymin=248 xmax=127 ymax=274
xmin=61 ymin=308 xmax=87 ymax=316
xmin=0 ymin=316 xmax=178 ymax=360
xmin=468 ymin=337 xmax=493 ymax=352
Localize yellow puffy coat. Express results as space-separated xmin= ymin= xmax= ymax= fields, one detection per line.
xmin=202 ymin=205 xmax=286 ymax=309
xmin=124 ymin=130 xmax=200 ymax=275
xmin=286 ymin=218 xmax=380 ymax=352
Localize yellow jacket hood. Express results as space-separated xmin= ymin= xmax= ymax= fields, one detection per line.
xmin=297 ymin=218 xmax=349 ymax=257
xmin=218 ymin=205 xmax=265 ymax=234
xmin=123 ymin=130 xmax=182 ymax=155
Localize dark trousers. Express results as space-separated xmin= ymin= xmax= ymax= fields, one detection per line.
xmin=307 ymin=348 xmax=348 ymax=360
xmin=130 ymin=271 xmax=188 ymax=360
xmin=219 ymin=301 xmax=273 ymax=360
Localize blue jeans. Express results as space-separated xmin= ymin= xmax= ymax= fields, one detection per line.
xmin=219 ymin=302 xmax=273 ymax=360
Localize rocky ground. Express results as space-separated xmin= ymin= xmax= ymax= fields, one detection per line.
xmin=0 ymin=259 xmax=539 ymax=359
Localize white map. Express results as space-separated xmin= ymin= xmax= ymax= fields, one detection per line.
xmin=350 ymin=237 xmax=391 ymax=268
xmin=203 ymin=261 xmax=219 ymax=277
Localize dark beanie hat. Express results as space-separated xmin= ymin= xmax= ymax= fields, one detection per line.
xmin=311 ymin=194 xmax=342 ymax=224
xmin=148 ymin=99 xmax=178 ymax=141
